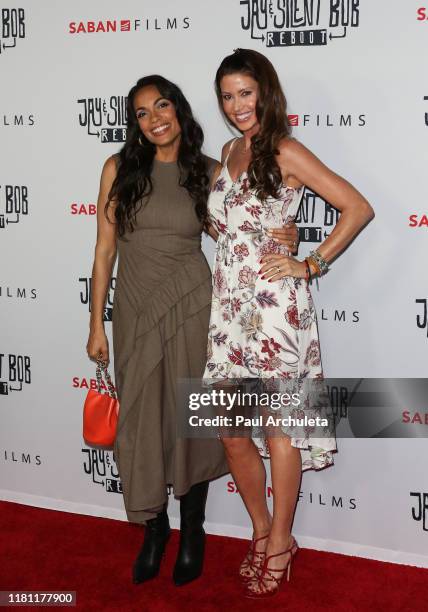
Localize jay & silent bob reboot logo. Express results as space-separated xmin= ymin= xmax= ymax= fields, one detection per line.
xmin=0 ymin=352 xmax=31 ymax=395
xmin=239 ymin=0 xmax=360 ymax=47
xmin=78 ymin=96 xmax=127 ymax=143
xmin=0 ymin=183 xmax=28 ymax=229
xmin=0 ymin=8 xmax=25 ymax=55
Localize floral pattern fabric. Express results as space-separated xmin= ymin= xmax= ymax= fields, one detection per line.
xmin=203 ymin=141 xmax=336 ymax=470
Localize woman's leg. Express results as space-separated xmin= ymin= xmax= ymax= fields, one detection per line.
xmin=247 ymin=436 xmax=301 ymax=592
xmin=173 ymin=480 xmax=209 ymax=586
xmin=222 ymin=437 xmax=272 ymax=538
xmin=217 ymin=383 xmax=272 ymax=576
xmin=133 ymin=504 xmax=171 ymax=584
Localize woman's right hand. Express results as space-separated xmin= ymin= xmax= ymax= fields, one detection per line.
xmin=86 ymin=327 xmax=110 ymax=364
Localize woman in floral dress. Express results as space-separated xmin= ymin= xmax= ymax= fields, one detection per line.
xmin=203 ymin=49 xmax=374 ymax=598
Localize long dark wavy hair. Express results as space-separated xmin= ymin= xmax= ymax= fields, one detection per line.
xmin=215 ymin=49 xmax=291 ymax=201
xmin=107 ymin=75 xmax=209 ymax=236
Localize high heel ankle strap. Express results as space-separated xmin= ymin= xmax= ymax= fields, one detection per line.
xmin=264 ymin=537 xmax=298 ymax=567
xmin=252 ymin=533 xmax=269 ymax=546
xmin=249 ymin=533 xmax=269 ymax=554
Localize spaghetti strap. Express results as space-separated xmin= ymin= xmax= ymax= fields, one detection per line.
xmin=223 ymin=137 xmax=239 ymax=166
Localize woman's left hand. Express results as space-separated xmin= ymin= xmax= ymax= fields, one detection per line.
xmin=259 ymin=254 xmax=307 ymax=281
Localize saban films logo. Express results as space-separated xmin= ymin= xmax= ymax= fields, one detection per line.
xmin=73 ymin=374 xmax=114 ymax=392
xmin=417 ymin=8 xmax=428 ymax=21
xmin=70 ymin=201 xmax=97 ymax=216
xmin=0 ymin=353 xmax=31 ymax=395
xmin=0 ymin=285 xmax=37 ymax=300
xmin=80 ymin=277 xmax=116 ymax=321
xmin=3 ymin=449 xmax=41 ymax=465
xmin=0 ymin=8 xmax=25 ymax=54
xmin=82 ymin=449 xmax=122 ymax=493
xmin=78 ymin=96 xmax=127 ymax=142
xmin=227 ymin=481 xmax=356 ymax=509
xmin=1 ymin=112 xmax=34 ymax=127
xmin=69 ymin=16 xmax=190 ymax=34
xmin=408 ymin=213 xmax=428 ymax=228
xmin=240 ymin=0 xmax=360 ymax=47
xmin=0 ymin=184 xmax=28 ymax=229
xmin=288 ymin=113 xmax=366 ymax=128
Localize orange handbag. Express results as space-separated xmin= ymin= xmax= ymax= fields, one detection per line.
xmin=83 ymin=360 xmax=119 ymax=446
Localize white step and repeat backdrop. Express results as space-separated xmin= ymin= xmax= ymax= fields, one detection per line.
xmin=1 ymin=1 xmax=427 ymax=567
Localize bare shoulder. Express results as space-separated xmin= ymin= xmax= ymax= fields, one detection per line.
xmin=204 ymin=154 xmax=221 ymax=176
xmin=277 ymin=137 xmax=322 ymax=184
xmin=221 ymin=138 xmax=237 ymax=163
xmin=210 ymin=162 xmax=223 ymax=188
xmin=204 ymin=154 xmax=222 ymax=188
xmin=277 ymin=137 xmax=312 ymax=165
xmin=102 ymin=154 xmax=119 ymax=178
xmin=99 ymin=155 xmax=118 ymax=195
xmin=97 ymin=156 xmax=118 ymax=218
xmin=210 ymin=159 xmax=222 ymax=177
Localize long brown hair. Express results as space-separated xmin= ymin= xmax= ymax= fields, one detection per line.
xmin=107 ymin=75 xmax=209 ymax=237
xmin=215 ymin=48 xmax=291 ymax=201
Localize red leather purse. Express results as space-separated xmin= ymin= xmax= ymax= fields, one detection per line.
xmin=83 ymin=360 xmax=119 ymax=446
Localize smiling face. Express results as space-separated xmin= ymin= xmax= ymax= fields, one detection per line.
xmin=133 ymin=85 xmax=181 ymax=147
xmin=219 ymin=73 xmax=259 ymax=133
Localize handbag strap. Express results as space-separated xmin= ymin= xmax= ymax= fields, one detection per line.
xmin=95 ymin=359 xmax=117 ymax=399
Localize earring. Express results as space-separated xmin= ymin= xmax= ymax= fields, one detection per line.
xmin=138 ymin=135 xmax=144 ymax=146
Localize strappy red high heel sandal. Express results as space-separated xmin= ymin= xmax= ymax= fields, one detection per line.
xmin=239 ymin=534 xmax=269 ymax=582
xmin=244 ymin=536 xmax=298 ymax=598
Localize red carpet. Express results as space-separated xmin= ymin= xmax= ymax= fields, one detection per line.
xmin=0 ymin=501 xmax=426 ymax=611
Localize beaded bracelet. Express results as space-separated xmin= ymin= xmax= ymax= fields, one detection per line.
xmin=305 ymin=256 xmax=321 ymax=277
xmin=309 ymin=250 xmax=329 ymax=276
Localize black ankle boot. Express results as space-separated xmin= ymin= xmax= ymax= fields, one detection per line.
xmin=173 ymin=481 xmax=209 ymax=586
xmin=133 ymin=507 xmax=171 ymax=584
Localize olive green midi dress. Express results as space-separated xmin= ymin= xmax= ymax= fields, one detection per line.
xmin=112 ymin=157 xmax=229 ymax=523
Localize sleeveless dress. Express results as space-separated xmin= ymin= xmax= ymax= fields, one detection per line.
xmin=203 ymin=140 xmax=336 ymax=470
xmin=112 ymin=157 xmax=229 ymax=523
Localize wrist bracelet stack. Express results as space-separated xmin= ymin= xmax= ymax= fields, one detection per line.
xmin=304 ymin=250 xmax=330 ymax=279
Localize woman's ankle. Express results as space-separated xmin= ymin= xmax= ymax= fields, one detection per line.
xmin=253 ymin=519 xmax=272 ymax=539
xmin=266 ymin=530 xmax=293 ymax=550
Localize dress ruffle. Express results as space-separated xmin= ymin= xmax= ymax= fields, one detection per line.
xmin=113 ymin=259 xmax=228 ymax=523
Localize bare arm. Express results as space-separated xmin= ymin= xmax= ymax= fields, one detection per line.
xmin=205 ymin=156 xmax=223 ymax=242
xmin=279 ymin=139 xmax=374 ymax=262
xmin=86 ymin=156 xmax=118 ymax=363
xmin=260 ymin=140 xmax=374 ymax=280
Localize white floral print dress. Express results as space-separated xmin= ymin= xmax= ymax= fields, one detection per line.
xmin=203 ymin=139 xmax=336 ymax=470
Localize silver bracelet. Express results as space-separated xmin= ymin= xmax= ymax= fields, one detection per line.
xmin=309 ymin=250 xmax=329 ymax=276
